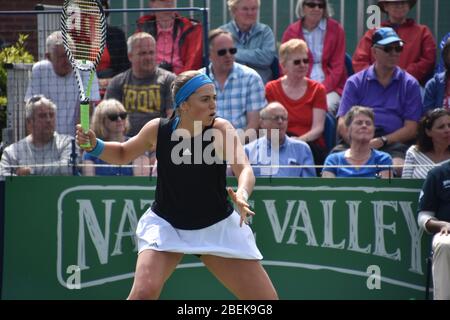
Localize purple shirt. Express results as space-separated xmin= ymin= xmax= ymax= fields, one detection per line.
xmin=337 ymin=65 xmax=422 ymax=134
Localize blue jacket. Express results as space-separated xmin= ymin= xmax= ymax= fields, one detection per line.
xmin=423 ymin=71 xmax=448 ymax=113
xmin=220 ymin=20 xmax=277 ymax=84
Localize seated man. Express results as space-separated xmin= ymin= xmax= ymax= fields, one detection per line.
xmin=97 ymin=0 xmax=130 ymax=98
xmin=105 ymin=32 xmax=176 ymax=136
xmin=417 ymin=161 xmax=450 ymax=300
xmin=201 ymin=29 xmax=266 ymax=140
xmin=245 ymin=102 xmax=316 ymax=177
xmin=136 ymin=0 xmax=203 ymax=74
xmin=25 ymin=31 xmax=101 ymax=137
xmin=220 ymin=0 xmax=277 ymax=83
xmin=337 ymin=27 xmax=422 ymax=176
xmin=0 ymin=95 xmax=75 ymax=176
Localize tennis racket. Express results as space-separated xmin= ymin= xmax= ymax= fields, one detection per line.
xmin=61 ymin=0 xmax=106 ymax=148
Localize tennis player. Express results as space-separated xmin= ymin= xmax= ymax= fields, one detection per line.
xmin=76 ymin=70 xmax=278 ymax=300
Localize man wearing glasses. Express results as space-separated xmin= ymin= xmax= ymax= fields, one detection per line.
xmin=201 ymin=29 xmax=266 ymax=142
xmin=336 ymin=27 xmax=422 ymax=176
xmin=244 ymin=102 xmax=316 ymax=177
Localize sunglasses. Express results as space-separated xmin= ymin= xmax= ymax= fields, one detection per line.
xmin=217 ymin=47 xmax=237 ymax=56
xmin=304 ymin=2 xmax=325 ymax=9
xmin=376 ymin=44 xmax=404 ymax=53
xmin=293 ymin=58 xmax=310 ymax=65
xmin=107 ymin=112 xmax=127 ymax=121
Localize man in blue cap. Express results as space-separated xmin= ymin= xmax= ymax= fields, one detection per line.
xmin=336 ymin=27 xmax=422 ymax=176
xmin=353 ymin=0 xmax=436 ymax=86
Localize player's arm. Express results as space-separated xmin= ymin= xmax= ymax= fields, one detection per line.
xmin=214 ymin=118 xmax=255 ymax=226
xmin=77 ymin=118 xmax=159 ymax=165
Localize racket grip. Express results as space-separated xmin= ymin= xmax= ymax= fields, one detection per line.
xmin=80 ymin=103 xmax=91 ymax=148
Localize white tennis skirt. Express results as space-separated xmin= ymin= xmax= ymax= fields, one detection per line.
xmin=136 ymin=208 xmax=263 ymax=260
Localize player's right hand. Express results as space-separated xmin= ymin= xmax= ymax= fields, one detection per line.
xmin=76 ymin=124 xmax=97 ymax=151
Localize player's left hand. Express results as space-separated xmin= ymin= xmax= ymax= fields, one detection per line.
xmin=227 ymin=187 xmax=255 ymax=227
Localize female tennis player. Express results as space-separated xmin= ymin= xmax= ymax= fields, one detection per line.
xmin=76 ymin=70 xmax=278 ymax=300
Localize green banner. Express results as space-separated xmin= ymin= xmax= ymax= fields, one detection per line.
xmin=2 ymin=177 xmax=428 ymax=299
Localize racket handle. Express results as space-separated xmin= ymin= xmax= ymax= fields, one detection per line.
xmin=80 ymin=102 xmax=91 ymax=148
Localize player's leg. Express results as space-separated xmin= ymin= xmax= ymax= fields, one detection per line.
xmin=201 ymin=255 xmax=278 ymax=300
xmin=128 ymin=250 xmax=183 ymax=300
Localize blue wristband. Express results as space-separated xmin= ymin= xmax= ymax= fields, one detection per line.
xmin=87 ymin=138 xmax=105 ymax=158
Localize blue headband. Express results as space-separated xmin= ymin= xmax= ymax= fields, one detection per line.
xmin=174 ymin=73 xmax=213 ymax=109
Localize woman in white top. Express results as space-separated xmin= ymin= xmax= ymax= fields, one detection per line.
xmin=402 ymin=108 xmax=450 ymax=178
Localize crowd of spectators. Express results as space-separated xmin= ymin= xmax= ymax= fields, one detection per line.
xmin=1 ymin=0 xmax=449 ymax=179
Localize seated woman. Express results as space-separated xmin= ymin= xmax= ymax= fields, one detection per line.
xmin=281 ymin=0 xmax=347 ymax=115
xmin=322 ymin=106 xmax=392 ymax=178
xmin=402 ymin=108 xmax=450 ymax=178
xmin=265 ymin=38 xmax=327 ymax=170
xmin=82 ymin=99 xmax=151 ymax=176
xmin=423 ymin=39 xmax=450 ymax=113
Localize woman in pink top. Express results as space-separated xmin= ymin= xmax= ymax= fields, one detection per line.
xmin=265 ymin=38 xmax=327 ymax=170
xmin=281 ymin=0 xmax=347 ymax=115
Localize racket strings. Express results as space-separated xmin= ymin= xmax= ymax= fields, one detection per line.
xmin=61 ymin=0 xmax=106 ymax=67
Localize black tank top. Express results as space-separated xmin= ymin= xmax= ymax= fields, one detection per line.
xmin=151 ymin=117 xmax=234 ymax=229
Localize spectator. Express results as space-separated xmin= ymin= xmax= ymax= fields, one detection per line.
xmin=82 ymin=99 xmax=151 ymax=176
xmin=423 ymin=38 xmax=450 ymax=113
xmin=97 ymin=0 xmax=130 ymax=98
xmin=0 ymin=95 xmax=74 ymax=176
xmin=417 ymin=161 xmax=450 ymax=300
xmin=136 ymin=0 xmax=203 ymax=74
xmin=105 ymin=32 xmax=175 ymax=137
xmin=402 ymin=109 xmax=450 ymax=178
xmin=201 ymin=29 xmax=266 ymax=137
xmin=337 ymin=27 xmax=422 ymax=176
xmin=25 ymin=31 xmax=101 ymax=136
xmin=245 ymin=102 xmax=316 ymax=177
xmin=352 ymin=0 xmax=436 ymax=86
xmin=436 ymin=32 xmax=450 ymax=74
xmin=266 ymin=38 xmax=327 ymax=168
xmin=282 ymin=0 xmax=347 ymax=115
xmin=220 ymin=0 xmax=277 ymax=84
xmin=322 ymin=106 xmax=392 ymax=178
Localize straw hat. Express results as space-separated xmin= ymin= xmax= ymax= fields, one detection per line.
xmin=377 ymin=0 xmax=417 ymax=13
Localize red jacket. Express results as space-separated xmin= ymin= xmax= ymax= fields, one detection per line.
xmin=136 ymin=13 xmax=203 ymax=73
xmin=352 ymin=19 xmax=436 ymax=85
xmin=281 ymin=18 xmax=347 ymax=96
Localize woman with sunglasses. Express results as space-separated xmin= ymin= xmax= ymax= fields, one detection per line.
xmin=353 ymin=0 xmax=436 ymax=87
xmin=265 ymin=38 xmax=327 ymax=175
xmin=82 ymin=99 xmax=151 ymax=176
xmin=76 ymin=70 xmax=278 ymax=300
xmin=402 ymin=109 xmax=450 ymax=178
xmin=281 ymin=0 xmax=346 ymax=115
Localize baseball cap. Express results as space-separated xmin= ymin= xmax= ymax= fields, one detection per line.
xmin=372 ymin=27 xmax=403 ymax=46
